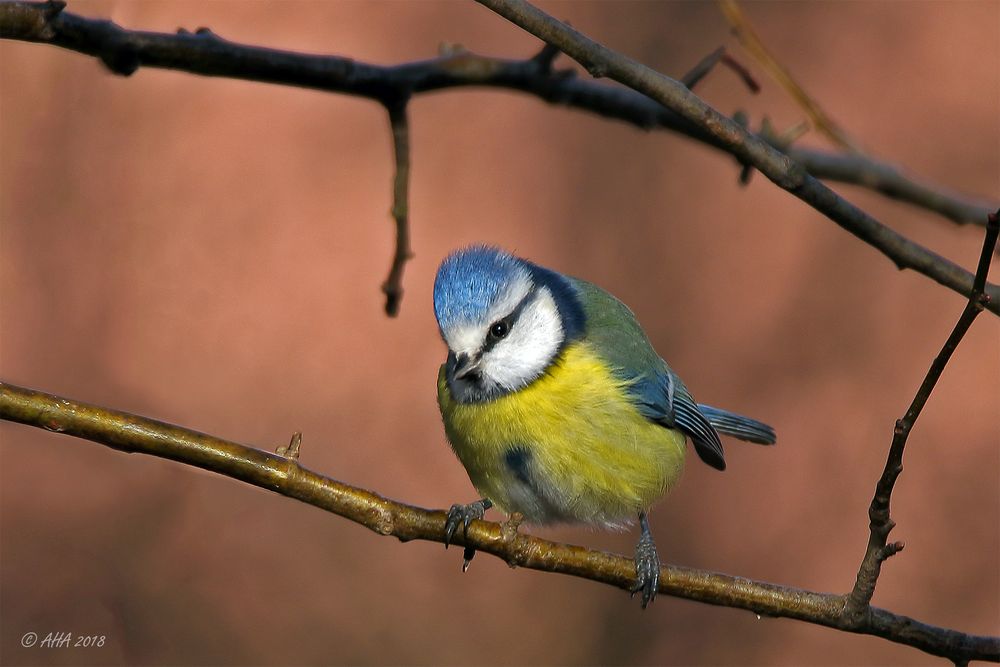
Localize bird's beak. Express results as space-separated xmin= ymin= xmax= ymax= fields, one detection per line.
xmin=453 ymin=352 xmax=481 ymax=381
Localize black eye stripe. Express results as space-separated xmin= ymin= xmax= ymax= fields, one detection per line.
xmin=480 ymin=287 xmax=540 ymax=354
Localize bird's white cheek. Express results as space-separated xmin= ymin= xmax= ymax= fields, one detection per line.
xmin=484 ymin=344 xmax=542 ymax=390
xmin=482 ymin=293 xmax=564 ymax=390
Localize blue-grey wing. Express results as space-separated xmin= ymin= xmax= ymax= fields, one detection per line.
xmin=630 ymin=370 xmax=727 ymax=471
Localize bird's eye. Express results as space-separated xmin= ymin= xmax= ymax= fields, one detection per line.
xmin=489 ymin=320 xmax=510 ymax=340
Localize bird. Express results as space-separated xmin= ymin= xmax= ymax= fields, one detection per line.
xmin=432 ymin=245 xmax=776 ymax=607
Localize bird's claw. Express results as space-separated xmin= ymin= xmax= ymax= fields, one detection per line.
xmin=443 ymin=499 xmax=492 ymax=548
xmin=462 ymin=546 xmax=476 ymax=572
xmin=630 ymin=523 xmax=660 ymax=609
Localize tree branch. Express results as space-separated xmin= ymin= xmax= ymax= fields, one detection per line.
xmin=473 ymin=0 xmax=1000 ymax=316
xmin=779 ymin=144 xmax=998 ymax=228
xmin=1 ymin=1 xmax=997 ymax=314
xmin=4 ymin=4 xmax=996 ymax=661
xmin=381 ymin=98 xmax=413 ymax=317
xmin=845 ymin=210 xmax=1000 ymax=623
xmin=0 ymin=381 xmax=996 ymax=663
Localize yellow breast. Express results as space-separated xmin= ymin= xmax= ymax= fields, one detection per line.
xmin=437 ymin=341 xmax=686 ymax=527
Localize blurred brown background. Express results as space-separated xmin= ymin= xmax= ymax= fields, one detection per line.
xmin=1 ymin=1 xmax=997 ymax=665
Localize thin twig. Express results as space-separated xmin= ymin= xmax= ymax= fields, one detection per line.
xmin=276 ymin=431 xmax=302 ymax=460
xmin=382 ymin=99 xmax=413 ymax=317
xmin=720 ymin=52 xmax=760 ymax=93
xmin=681 ymin=46 xmax=760 ymax=93
xmin=844 ymin=209 xmax=1000 ymax=623
xmin=718 ymin=0 xmax=861 ymax=152
xmin=0 ymin=381 xmax=996 ymax=663
xmin=681 ymin=46 xmax=725 ymax=90
xmin=474 ymin=0 xmax=1000 ymax=315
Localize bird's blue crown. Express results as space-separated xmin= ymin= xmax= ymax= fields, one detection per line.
xmin=433 ymin=245 xmax=526 ymax=331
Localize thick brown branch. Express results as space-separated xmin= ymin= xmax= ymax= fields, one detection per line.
xmin=1 ymin=1 xmax=997 ymax=307
xmin=474 ymin=0 xmax=999 ymax=314
xmin=845 ymin=210 xmax=1000 ymax=622
xmin=0 ymin=381 xmax=997 ymax=663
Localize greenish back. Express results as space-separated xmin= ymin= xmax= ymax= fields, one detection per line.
xmin=569 ymin=277 xmax=668 ymax=379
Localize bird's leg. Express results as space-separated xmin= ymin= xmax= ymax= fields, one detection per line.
xmin=630 ymin=511 xmax=661 ymax=608
xmin=444 ymin=498 xmax=492 ymax=548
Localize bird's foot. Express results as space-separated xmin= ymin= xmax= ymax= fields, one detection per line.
xmin=445 ymin=499 xmax=492 ymax=572
xmin=444 ymin=498 xmax=492 ymax=548
xmin=630 ymin=512 xmax=660 ymax=609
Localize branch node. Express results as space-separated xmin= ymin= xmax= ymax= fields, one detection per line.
xmin=178 ymin=26 xmax=221 ymax=41
xmin=530 ymin=42 xmax=561 ymax=71
xmin=43 ymin=0 xmax=65 ymax=20
xmin=276 ymin=432 xmax=302 ymax=460
xmin=42 ymin=418 xmax=66 ymax=433
xmin=99 ymin=38 xmax=140 ymax=76
xmin=501 ymin=512 xmax=524 ymax=545
xmin=880 ymin=541 xmax=905 ymax=562
xmin=370 ymin=506 xmax=395 ymax=536
xmin=438 ymin=41 xmax=468 ymax=57
xmin=584 ymin=61 xmax=608 ymax=79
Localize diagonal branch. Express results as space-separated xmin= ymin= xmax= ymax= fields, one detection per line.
xmin=1 ymin=1 xmax=997 ymax=312
xmin=0 ymin=381 xmax=997 ymax=663
xmin=778 ymin=144 xmax=998 ymax=228
xmin=844 ymin=209 xmax=1000 ymax=623
xmin=473 ymin=0 xmax=1000 ymax=314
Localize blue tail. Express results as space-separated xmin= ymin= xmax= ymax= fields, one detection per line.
xmin=697 ymin=404 xmax=776 ymax=445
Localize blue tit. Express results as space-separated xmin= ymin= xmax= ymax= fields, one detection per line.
xmin=432 ymin=245 xmax=775 ymax=607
